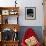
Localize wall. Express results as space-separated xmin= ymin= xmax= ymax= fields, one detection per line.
xmin=18 ymin=0 xmax=44 ymax=26
xmin=0 ymin=0 xmax=44 ymax=26
xmin=0 ymin=0 xmax=44 ymax=44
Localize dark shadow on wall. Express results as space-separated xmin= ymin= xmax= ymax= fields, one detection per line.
xmin=18 ymin=26 xmax=44 ymax=45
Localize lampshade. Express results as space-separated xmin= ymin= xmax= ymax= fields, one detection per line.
xmin=13 ymin=28 xmax=17 ymax=32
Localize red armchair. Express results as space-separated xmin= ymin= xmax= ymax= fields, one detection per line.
xmin=21 ymin=28 xmax=41 ymax=46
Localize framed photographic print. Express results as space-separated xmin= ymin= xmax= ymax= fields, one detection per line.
xmin=25 ymin=7 xmax=36 ymax=20
xmin=2 ymin=10 xmax=9 ymax=15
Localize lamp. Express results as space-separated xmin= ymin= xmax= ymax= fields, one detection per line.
xmin=13 ymin=28 xmax=19 ymax=41
xmin=14 ymin=28 xmax=17 ymax=32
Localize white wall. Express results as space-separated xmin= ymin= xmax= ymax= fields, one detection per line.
xmin=0 ymin=0 xmax=44 ymax=26
xmin=17 ymin=0 xmax=44 ymax=26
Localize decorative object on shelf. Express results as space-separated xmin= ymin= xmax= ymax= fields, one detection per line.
xmin=2 ymin=10 xmax=9 ymax=15
xmin=2 ymin=28 xmax=13 ymax=41
xmin=5 ymin=18 xmax=8 ymax=24
xmin=25 ymin=7 xmax=36 ymax=20
xmin=2 ymin=16 xmax=8 ymax=24
xmin=9 ymin=10 xmax=18 ymax=15
xmin=15 ymin=0 xmax=17 ymax=7
xmin=13 ymin=32 xmax=18 ymax=41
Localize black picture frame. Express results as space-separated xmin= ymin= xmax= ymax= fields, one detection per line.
xmin=25 ymin=7 xmax=36 ymax=20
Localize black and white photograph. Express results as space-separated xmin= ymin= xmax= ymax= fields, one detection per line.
xmin=25 ymin=7 xmax=36 ymax=20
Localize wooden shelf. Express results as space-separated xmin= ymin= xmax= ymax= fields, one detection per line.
xmin=0 ymin=7 xmax=19 ymax=24
xmin=0 ymin=24 xmax=20 ymax=32
xmin=0 ymin=7 xmax=19 ymax=16
xmin=0 ymin=7 xmax=19 ymax=10
xmin=0 ymin=40 xmax=19 ymax=46
xmin=2 ymin=40 xmax=19 ymax=42
xmin=0 ymin=7 xmax=20 ymax=46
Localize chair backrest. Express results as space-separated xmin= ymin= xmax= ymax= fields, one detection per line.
xmin=21 ymin=28 xmax=36 ymax=46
